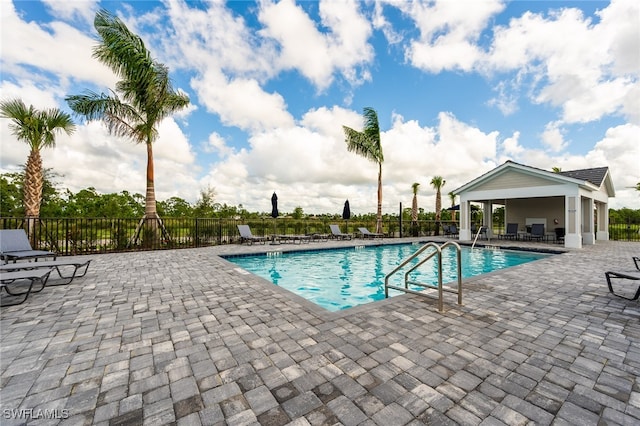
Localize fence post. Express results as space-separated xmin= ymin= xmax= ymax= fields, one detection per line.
xmin=399 ymin=202 xmax=403 ymax=238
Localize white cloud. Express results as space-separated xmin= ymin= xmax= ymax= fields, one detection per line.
xmin=41 ymin=0 xmax=98 ymax=24
xmin=396 ymin=0 xmax=505 ymax=73
xmin=258 ymin=0 xmax=373 ymax=90
xmin=540 ymin=122 xmax=568 ymax=152
xmin=486 ymin=0 xmax=640 ymax=125
xmin=1 ymin=1 xmax=117 ymax=90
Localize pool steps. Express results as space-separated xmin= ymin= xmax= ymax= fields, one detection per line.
xmin=384 ymin=241 xmax=463 ymax=312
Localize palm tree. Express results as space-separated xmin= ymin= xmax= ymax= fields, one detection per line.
xmin=448 ymin=191 xmax=456 ymax=222
xmin=0 ymin=99 xmax=75 ymax=226
xmin=66 ymin=9 xmax=189 ymax=243
xmin=552 ymin=167 xmax=562 ymax=173
xmin=343 ymin=107 xmax=384 ymax=234
xmin=430 ymin=176 xmax=446 ymax=236
xmin=411 ymin=182 xmax=420 ymax=236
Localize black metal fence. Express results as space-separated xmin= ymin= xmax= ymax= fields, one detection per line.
xmin=1 ymin=217 xmax=637 ymax=256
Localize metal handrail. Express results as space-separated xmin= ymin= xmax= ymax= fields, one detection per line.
xmin=384 ymin=241 xmax=462 ymax=312
xmin=471 ymin=226 xmax=485 ymax=249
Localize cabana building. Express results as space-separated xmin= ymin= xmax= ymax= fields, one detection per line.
xmin=453 ymin=161 xmax=615 ymax=249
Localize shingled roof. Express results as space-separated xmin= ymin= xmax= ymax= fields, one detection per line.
xmin=558 ymin=167 xmax=609 ymax=186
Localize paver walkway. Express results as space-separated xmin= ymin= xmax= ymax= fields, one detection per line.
xmin=0 ymin=238 xmax=638 ymax=425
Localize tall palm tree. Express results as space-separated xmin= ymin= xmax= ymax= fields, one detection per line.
xmin=0 ymin=99 xmax=75 ymax=223
xmin=448 ymin=191 xmax=456 ymax=222
xmin=343 ymin=107 xmax=384 ymax=234
xmin=411 ymin=182 xmax=420 ymax=236
xmin=66 ymin=9 xmax=189 ymax=242
xmin=430 ymin=176 xmax=446 ymax=236
xmin=411 ymin=182 xmax=420 ymax=223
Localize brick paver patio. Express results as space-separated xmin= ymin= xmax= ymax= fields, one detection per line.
xmin=1 ymin=238 xmax=639 ymax=425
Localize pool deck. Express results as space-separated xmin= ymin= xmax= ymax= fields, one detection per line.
xmin=1 ymin=238 xmax=639 ymax=425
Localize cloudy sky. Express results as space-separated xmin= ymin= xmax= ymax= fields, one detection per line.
xmin=1 ymin=0 xmax=638 ymax=215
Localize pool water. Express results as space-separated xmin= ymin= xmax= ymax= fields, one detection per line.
xmin=224 ymin=243 xmax=550 ymax=311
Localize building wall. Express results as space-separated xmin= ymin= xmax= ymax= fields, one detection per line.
xmin=506 ymin=196 xmax=564 ymax=232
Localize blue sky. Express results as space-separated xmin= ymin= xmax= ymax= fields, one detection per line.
xmin=1 ymin=0 xmax=638 ymax=214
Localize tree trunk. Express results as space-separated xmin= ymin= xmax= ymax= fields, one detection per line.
xmin=434 ymin=188 xmax=442 ymax=236
xmin=145 ymin=142 xmax=157 ymax=221
xmin=24 ymin=149 xmax=43 ymax=219
xmin=376 ymin=162 xmax=383 ymax=234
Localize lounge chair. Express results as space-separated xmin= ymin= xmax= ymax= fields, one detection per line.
xmin=529 ymin=223 xmax=545 ymax=242
xmin=0 ymin=258 xmax=92 ymax=286
xmin=471 ymin=224 xmax=487 ymax=239
xmin=1 ymin=268 xmax=53 ymax=307
xmin=276 ymin=234 xmax=311 ymax=244
xmin=605 ymin=270 xmax=640 ymax=301
xmin=237 ymin=225 xmax=267 ymax=245
xmin=358 ymin=227 xmax=384 ymax=239
xmin=329 ymin=224 xmax=352 ymax=240
xmin=444 ymin=224 xmax=458 ymax=238
xmin=499 ymin=223 xmax=518 ymax=240
xmin=0 ymin=229 xmax=57 ymax=262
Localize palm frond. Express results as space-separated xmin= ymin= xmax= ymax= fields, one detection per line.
xmin=343 ymin=126 xmax=379 ymax=163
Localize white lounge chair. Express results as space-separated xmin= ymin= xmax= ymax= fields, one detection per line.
xmin=237 ymin=225 xmax=267 ymax=245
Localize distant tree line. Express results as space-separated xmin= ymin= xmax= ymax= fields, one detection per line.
xmin=1 ymin=171 xmax=638 ymax=223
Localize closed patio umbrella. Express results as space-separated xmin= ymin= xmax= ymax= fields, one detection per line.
xmin=342 ymin=200 xmax=351 ymax=234
xmin=271 ymin=192 xmax=279 ymax=244
xmin=342 ymin=200 xmax=351 ymax=220
xmin=271 ymin=192 xmax=279 ymax=219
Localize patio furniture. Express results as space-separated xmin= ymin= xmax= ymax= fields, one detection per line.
xmin=471 ymin=224 xmax=487 ymax=239
xmin=237 ymin=225 xmax=267 ymax=245
xmin=329 ymin=224 xmax=352 ymax=240
xmin=358 ymin=227 xmax=384 ymax=239
xmin=1 ymin=268 xmax=53 ymax=307
xmin=529 ymin=223 xmax=546 ymax=242
xmin=499 ymin=223 xmax=518 ymax=240
xmin=309 ymin=233 xmax=329 ymax=242
xmin=605 ymin=270 xmax=640 ymax=301
xmin=276 ymin=235 xmax=311 ymax=244
xmin=0 ymin=259 xmax=92 ymax=286
xmin=445 ymin=224 xmax=458 ymax=238
xmin=554 ymin=227 xmax=565 ymax=244
xmin=0 ymin=229 xmax=57 ymax=263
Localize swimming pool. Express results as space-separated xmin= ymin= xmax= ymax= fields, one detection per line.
xmin=224 ymin=243 xmax=550 ymax=312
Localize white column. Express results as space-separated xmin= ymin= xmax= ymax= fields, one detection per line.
xmin=596 ymin=202 xmax=610 ymax=241
xmin=459 ymin=200 xmax=472 ymax=240
xmin=483 ymin=202 xmax=493 ymax=238
xmin=564 ymin=195 xmax=582 ymax=248
xmin=582 ymin=197 xmax=595 ymax=245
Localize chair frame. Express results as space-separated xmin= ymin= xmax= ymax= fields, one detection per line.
xmin=0 ymin=259 xmax=92 ymax=286
xmin=1 ymin=268 xmax=53 ymax=307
